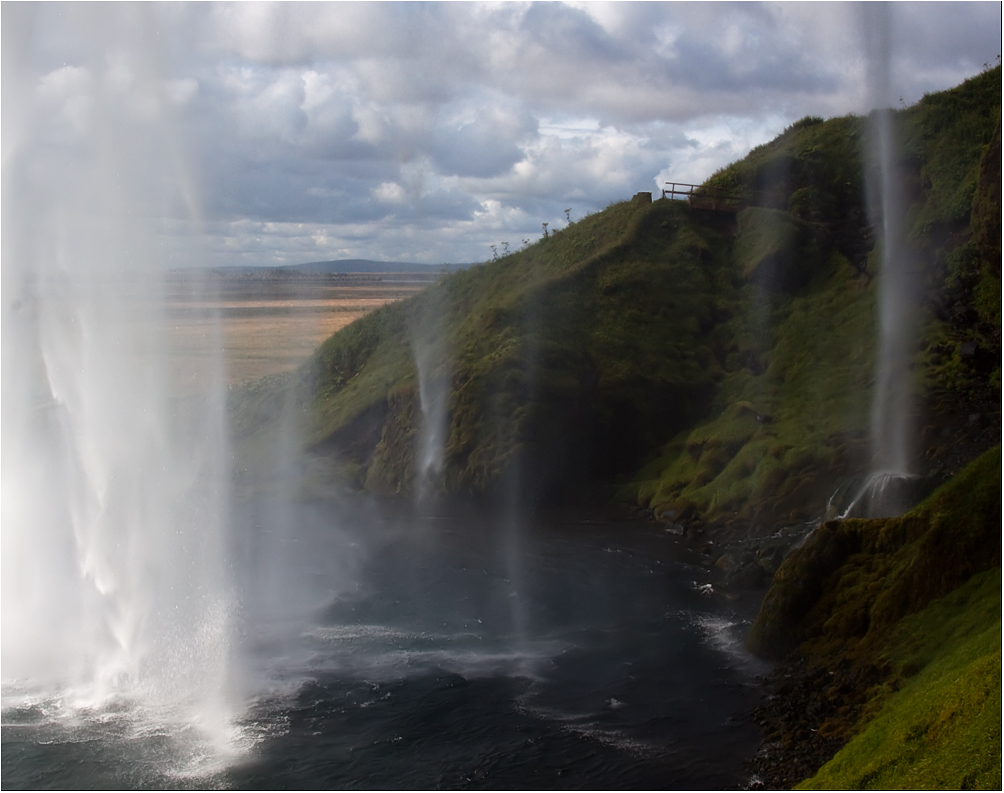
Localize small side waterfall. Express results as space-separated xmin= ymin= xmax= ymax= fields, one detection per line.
xmin=410 ymin=292 xmax=452 ymax=505
xmin=415 ymin=354 xmax=451 ymax=501
xmin=838 ymin=471 xmax=920 ymax=520
xmin=848 ymin=5 xmax=919 ymax=518
xmin=869 ymin=108 xmax=915 ymax=477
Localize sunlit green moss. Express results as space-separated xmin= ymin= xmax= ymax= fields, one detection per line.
xmin=748 ymin=445 xmax=1001 ymax=660
xmin=799 ymin=569 xmax=1001 ymax=790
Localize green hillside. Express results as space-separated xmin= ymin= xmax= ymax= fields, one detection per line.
xmin=629 ymin=66 xmax=1001 ymax=527
xmin=232 ymin=194 xmax=741 ymax=501
xmin=748 ymin=446 xmax=1000 ymax=789
xmin=801 ymin=567 xmax=1000 ymax=790
xmin=229 ymin=65 xmax=1002 ymax=790
xmin=231 ymin=67 xmax=1000 ymax=527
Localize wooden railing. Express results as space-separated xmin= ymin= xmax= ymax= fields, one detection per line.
xmin=662 ymin=182 xmax=746 ymax=212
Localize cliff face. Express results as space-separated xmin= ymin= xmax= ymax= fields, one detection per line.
xmin=228 ymin=64 xmax=1002 ymax=792
xmin=232 ymin=67 xmax=1000 ymax=528
xmin=738 ymin=68 xmax=1002 ymax=788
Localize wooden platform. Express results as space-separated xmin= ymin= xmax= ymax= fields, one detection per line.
xmin=661 ymin=182 xmax=745 ymax=212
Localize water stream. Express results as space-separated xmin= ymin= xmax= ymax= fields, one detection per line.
xmin=5 ymin=8 xmax=767 ymax=788
xmin=4 ymin=498 xmax=768 ymax=789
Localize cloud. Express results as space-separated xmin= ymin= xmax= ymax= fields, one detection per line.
xmin=7 ymin=2 xmax=1001 ymax=268
xmin=430 ymin=102 xmax=537 ymax=178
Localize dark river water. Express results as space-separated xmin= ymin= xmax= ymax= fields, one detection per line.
xmin=3 ymin=496 xmax=769 ymax=789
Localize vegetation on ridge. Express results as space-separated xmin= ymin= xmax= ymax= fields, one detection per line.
xmin=230 ymin=67 xmax=1000 ymax=529
xmin=738 ymin=66 xmax=1001 ymax=790
xmin=622 ymin=66 xmax=1001 ymax=527
xmin=227 ymin=65 xmax=1003 ymax=791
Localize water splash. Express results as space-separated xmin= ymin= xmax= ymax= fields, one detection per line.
xmin=838 ymin=471 xmax=920 ymax=520
xmin=1 ymin=4 xmax=237 ymax=759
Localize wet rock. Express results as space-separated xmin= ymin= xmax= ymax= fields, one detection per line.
xmin=655 ymin=502 xmax=695 ymax=524
xmin=730 ymin=562 xmax=766 ymax=588
xmin=745 ymin=657 xmax=891 ymax=789
xmin=714 ymin=551 xmax=742 ymax=575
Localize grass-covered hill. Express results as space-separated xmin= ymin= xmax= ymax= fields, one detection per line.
xmin=747 ymin=445 xmax=1000 ymax=789
xmin=231 ymin=66 xmax=1000 ymax=529
xmin=229 ymin=63 xmax=1001 ymax=793
xmin=235 ymin=194 xmax=740 ymax=500
xmin=629 ymin=65 xmax=1001 ymax=529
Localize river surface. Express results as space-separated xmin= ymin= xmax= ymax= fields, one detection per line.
xmin=3 ymin=497 xmax=768 ymax=789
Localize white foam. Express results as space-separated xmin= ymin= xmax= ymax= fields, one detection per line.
xmin=514 ymin=697 xmax=661 ymax=759
xmin=306 ymin=624 xmax=428 ymax=642
xmin=689 ymin=614 xmax=770 ymax=675
xmin=2 ymin=682 xmax=252 ymax=782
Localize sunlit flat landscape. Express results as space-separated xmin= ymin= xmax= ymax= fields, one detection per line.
xmin=163 ymin=274 xmax=435 ymax=388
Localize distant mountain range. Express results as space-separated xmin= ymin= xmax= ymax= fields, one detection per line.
xmin=185 ymin=258 xmax=475 ymax=280
xmin=287 ymin=259 xmax=471 ymax=274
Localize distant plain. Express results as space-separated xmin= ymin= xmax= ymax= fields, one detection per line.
xmin=163 ymin=273 xmax=434 ymax=390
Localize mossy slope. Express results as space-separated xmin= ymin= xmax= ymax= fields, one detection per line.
xmin=231 ymin=67 xmax=1000 ymax=522
xmin=798 ymin=568 xmax=1001 ymax=790
xmin=747 ymin=446 xmax=1001 ymax=787
xmin=748 ymin=445 xmax=1001 ymax=660
xmin=623 ymin=66 xmax=1001 ymax=525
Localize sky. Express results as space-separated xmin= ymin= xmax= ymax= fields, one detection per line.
xmin=3 ymin=2 xmax=1001 ymax=269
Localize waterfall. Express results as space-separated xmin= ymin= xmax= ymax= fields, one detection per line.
xmin=410 ymin=292 xmax=452 ymax=505
xmin=844 ymin=5 xmax=919 ymax=518
xmin=870 ymin=111 xmax=915 ymax=477
xmin=1 ymin=5 xmax=236 ymax=756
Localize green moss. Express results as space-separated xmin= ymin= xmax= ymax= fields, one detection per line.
xmin=902 ymin=66 xmax=1001 ymax=233
xmin=904 ymin=66 xmax=1002 ymax=401
xmin=799 ymin=569 xmax=1002 ymax=790
xmin=733 ymin=207 xmax=807 ymax=289
xmin=632 ymin=249 xmax=874 ymax=524
xmin=748 ymin=445 xmax=1001 ymax=660
xmin=748 ymin=448 xmax=1001 ymax=786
